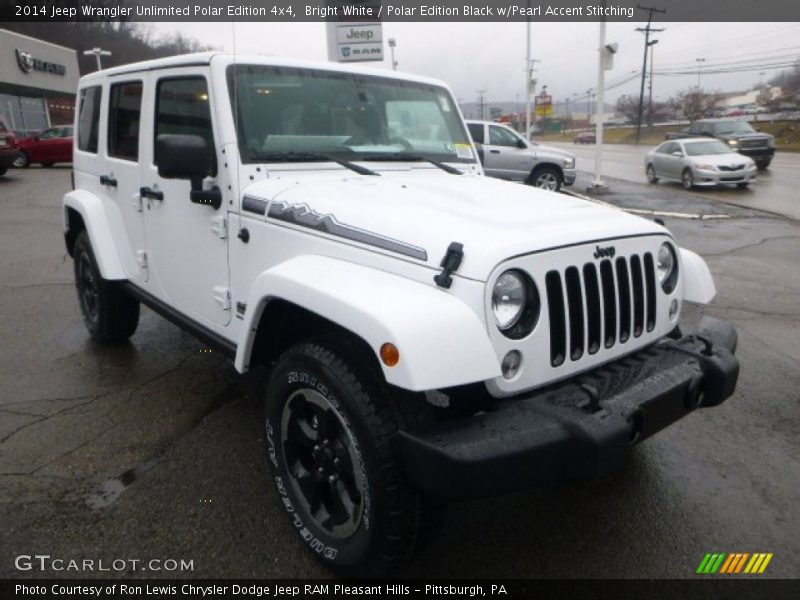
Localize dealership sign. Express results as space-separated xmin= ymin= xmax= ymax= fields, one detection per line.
xmin=15 ymin=48 xmax=66 ymax=76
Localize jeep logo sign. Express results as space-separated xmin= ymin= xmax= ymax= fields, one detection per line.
xmin=593 ymin=245 xmax=616 ymax=259
xmin=15 ymin=48 xmax=66 ymax=76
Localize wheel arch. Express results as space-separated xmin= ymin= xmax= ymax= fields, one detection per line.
xmin=529 ymin=162 xmax=564 ymax=184
xmin=63 ymin=190 xmax=126 ymax=279
xmin=235 ymin=255 xmax=501 ymax=392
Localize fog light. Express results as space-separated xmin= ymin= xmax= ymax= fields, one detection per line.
xmin=501 ymin=350 xmax=522 ymax=379
xmin=669 ymin=298 xmax=680 ymax=320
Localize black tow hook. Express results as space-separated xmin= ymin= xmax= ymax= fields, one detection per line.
xmin=668 ymin=337 xmax=739 ymax=407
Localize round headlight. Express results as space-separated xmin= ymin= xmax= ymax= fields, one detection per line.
xmin=492 ymin=270 xmax=526 ymax=330
xmin=657 ymin=242 xmax=678 ymax=293
xmin=491 ymin=270 xmax=541 ymax=339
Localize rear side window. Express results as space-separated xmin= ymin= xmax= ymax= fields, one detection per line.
xmin=467 ymin=123 xmax=484 ymax=144
xmin=155 ymin=77 xmax=215 ymax=174
xmin=77 ymin=86 xmax=102 ymax=153
xmin=108 ymin=81 xmax=143 ymax=161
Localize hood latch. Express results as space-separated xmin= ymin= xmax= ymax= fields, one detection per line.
xmin=434 ymin=242 xmax=464 ymax=289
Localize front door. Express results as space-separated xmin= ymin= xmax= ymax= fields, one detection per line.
xmin=483 ymin=124 xmax=532 ymax=180
xmin=139 ymin=69 xmax=231 ymax=328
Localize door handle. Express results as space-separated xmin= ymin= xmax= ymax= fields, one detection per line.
xmin=489 ymin=149 xmax=500 ymax=154
xmin=140 ymin=186 xmax=164 ymax=201
xmin=100 ymin=175 xmax=117 ymax=187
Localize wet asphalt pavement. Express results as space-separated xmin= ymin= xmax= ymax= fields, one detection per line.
xmin=0 ymin=166 xmax=798 ymax=579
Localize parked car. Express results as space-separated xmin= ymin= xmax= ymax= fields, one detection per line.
xmin=574 ymin=131 xmax=596 ymax=144
xmin=65 ymin=52 xmax=738 ymax=574
xmin=0 ymin=117 xmax=22 ymax=177
xmin=14 ymin=125 xmax=74 ymax=168
xmin=645 ymin=138 xmax=757 ymax=189
xmin=466 ymin=120 xmax=576 ymax=191
xmin=665 ymin=119 xmax=775 ymax=169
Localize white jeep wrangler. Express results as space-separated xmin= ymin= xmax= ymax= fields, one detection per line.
xmin=64 ymin=53 xmax=739 ymax=574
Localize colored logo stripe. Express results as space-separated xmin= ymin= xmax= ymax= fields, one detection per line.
xmin=697 ymin=552 xmax=773 ymax=574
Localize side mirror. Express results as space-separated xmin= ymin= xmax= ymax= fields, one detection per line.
xmin=155 ymin=134 xmax=221 ymax=209
xmin=516 ymin=139 xmax=527 ymax=149
xmin=155 ymin=134 xmax=210 ymax=181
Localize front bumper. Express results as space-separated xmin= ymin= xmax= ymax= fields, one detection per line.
xmin=736 ymin=147 xmax=774 ymax=160
xmin=692 ymin=166 xmax=757 ymax=186
xmin=396 ymin=316 xmax=739 ymax=499
xmin=563 ymin=167 xmax=576 ymax=186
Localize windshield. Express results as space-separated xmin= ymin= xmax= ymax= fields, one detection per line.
xmin=684 ymin=140 xmax=733 ymax=156
xmin=227 ymin=64 xmax=475 ymax=164
xmin=712 ymin=121 xmax=756 ymax=135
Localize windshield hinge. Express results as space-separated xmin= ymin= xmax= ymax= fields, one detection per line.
xmin=434 ymin=242 xmax=464 ymax=289
xmin=210 ymin=215 xmax=228 ymax=239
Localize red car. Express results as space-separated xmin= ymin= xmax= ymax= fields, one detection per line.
xmin=574 ymin=131 xmax=596 ymax=144
xmin=14 ymin=125 xmax=74 ymax=168
xmin=0 ymin=117 xmax=21 ymax=177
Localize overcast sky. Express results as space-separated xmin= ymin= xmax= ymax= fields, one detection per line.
xmin=150 ymin=21 xmax=800 ymax=108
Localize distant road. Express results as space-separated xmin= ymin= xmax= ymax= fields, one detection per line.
xmin=549 ymin=141 xmax=800 ymax=221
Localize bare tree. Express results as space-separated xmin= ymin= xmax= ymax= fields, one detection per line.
xmin=668 ymin=88 xmax=724 ymax=122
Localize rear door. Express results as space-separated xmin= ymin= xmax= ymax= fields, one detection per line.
xmin=105 ymin=77 xmax=149 ymax=283
xmin=140 ymin=69 xmax=231 ymax=327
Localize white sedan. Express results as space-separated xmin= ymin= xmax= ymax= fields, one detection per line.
xmin=645 ymin=138 xmax=757 ymax=189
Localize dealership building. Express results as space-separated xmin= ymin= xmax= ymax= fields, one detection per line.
xmin=0 ymin=29 xmax=79 ymax=136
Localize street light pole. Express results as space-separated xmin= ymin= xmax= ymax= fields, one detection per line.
xmin=593 ymin=15 xmax=606 ymax=190
xmin=83 ymin=47 xmax=111 ymax=71
xmin=388 ymin=38 xmax=398 ymax=71
xmin=695 ymin=57 xmax=706 ymax=90
xmin=525 ymin=2 xmax=532 ymax=139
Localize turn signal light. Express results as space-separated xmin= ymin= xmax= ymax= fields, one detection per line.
xmin=380 ymin=343 xmax=400 ymax=367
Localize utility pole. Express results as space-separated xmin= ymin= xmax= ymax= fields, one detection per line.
xmin=647 ymin=39 xmax=658 ymax=126
xmin=477 ymin=90 xmax=486 ymax=121
xmin=635 ymin=4 xmax=665 ymax=143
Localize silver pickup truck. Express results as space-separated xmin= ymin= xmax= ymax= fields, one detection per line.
xmin=466 ymin=120 xmax=577 ymax=191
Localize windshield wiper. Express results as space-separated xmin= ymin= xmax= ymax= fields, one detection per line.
xmin=249 ymin=152 xmax=379 ymax=176
xmin=363 ymin=153 xmax=464 ymax=175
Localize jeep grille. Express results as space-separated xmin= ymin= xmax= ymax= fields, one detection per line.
xmin=545 ymin=253 xmax=656 ymax=367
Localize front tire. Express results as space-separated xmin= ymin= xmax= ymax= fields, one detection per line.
xmin=264 ymin=339 xmax=440 ymax=575
xmin=682 ymin=168 xmax=695 ymax=190
xmin=737 ymin=182 xmax=750 ymax=189
xmin=529 ymin=166 xmax=562 ymax=191
xmin=646 ymin=163 xmax=659 ymax=184
xmin=73 ymin=231 xmax=139 ymax=343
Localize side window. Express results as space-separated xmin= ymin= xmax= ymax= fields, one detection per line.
xmin=155 ymin=77 xmax=215 ymax=174
xmin=467 ymin=123 xmax=484 ymax=144
xmin=489 ymin=125 xmax=519 ymax=147
xmin=108 ymin=81 xmax=143 ymax=161
xmin=38 ymin=128 xmax=58 ymax=140
xmin=77 ymin=86 xmax=101 ymax=153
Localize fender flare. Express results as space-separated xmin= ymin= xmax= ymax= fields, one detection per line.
xmin=679 ymin=248 xmax=716 ymax=304
xmin=235 ymin=255 xmax=501 ymax=391
xmin=63 ymin=190 xmax=126 ymax=280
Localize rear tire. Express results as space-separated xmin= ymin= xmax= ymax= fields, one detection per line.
xmin=0 ymin=167 xmax=6 ymax=177
xmin=73 ymin=231 xmax=139 ymax=343
xmin=264 ymin=339 xmax=442 ymax=575
xmin=12 ymin=152 xmax=30 ymax=168
xmin=529 ymin=166 xmax=562 ymax=192
xmin=646 ymin=164 xmax=659 ymax=184
xmin=682 ymin=168 xmax=695 ymax=190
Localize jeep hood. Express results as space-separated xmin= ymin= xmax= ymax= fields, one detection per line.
xmin=242 ymin=171 xmax=664 ymax=281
